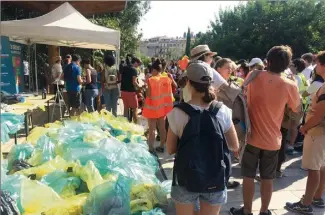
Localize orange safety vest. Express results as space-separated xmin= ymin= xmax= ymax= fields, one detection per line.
xmin=143 ymin=76 xmax=174 ymax=119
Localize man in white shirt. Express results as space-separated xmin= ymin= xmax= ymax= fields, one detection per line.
xmin=52 ymin=56 xmax=64 ymax=102
xmin=302 ymin=53 xmax=316 ymax=81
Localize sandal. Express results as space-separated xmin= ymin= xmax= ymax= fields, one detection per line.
xmin=155 ymin=146 xmax=165 ymax=153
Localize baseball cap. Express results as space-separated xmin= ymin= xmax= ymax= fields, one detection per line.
xmin=248 ymin=58 xmax=263 ymax=67
xmin=184 ymin=61 xmax=214 ymax=84
xmin=190 ymin=45 xmax=217 ymax=60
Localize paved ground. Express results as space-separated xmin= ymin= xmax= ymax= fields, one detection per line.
xmin=154 ymin=148 xmax=325 ymax=215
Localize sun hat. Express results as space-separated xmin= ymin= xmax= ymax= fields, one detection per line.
xmin=248 ymin=58 xmax=263 ymax=67
xmin=185 ymin=61 xmax=214 ymax=84
xmin=190 ymin=45 xmax=217 ymax=60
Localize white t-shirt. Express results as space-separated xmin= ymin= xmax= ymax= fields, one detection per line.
xmin=212 ymin=69 xmax=227 ymax=91
xmin=52 ymin=63 xmax=64 ymax=85
xmin=302 ymin=65 xmax=315 ymax=81
xmin=306 ymin=81 xmax=323 ymax=103
xmin=167 ymin=103 xmax=232 ymax=138
xmin=307 ymin=81 xmax=323 ymax=94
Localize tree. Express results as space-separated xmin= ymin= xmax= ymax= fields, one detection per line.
xmin=194 ymin=0 xmax=325 ymax=60
xmin=185 ymin=27 xmax=191 ymax=57
xmin=90 ymin=1 xmax=150 ymax=57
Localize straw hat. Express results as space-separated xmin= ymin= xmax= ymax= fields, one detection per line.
xmin=190 ymin=45 xmax=217 ymax=60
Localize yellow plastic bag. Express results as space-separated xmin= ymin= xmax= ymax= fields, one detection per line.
xmin=74 ymin=160 xmax=104 ymax=191
xmin=130 ymin=184 xmax=168 ymax=214
xmin=78 ymin=111 xmax=102 ymax=123
xmin=17 ymin=156 xmax=78 ymax=180
xmin=23 ymin=193 xmax=88 ymax=215
xmin=44 ymin=121 xmax=63 ymax=129
xmin=103 ymin=173 xmax=118 ymax=182
xmin=26 ymin=127 xmax=49 ymax=145
xmin=20 ymin=178 xmax=63 ymax=214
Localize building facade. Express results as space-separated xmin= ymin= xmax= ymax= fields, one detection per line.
xmin=139 ymin=36 xmax=190 ymax=60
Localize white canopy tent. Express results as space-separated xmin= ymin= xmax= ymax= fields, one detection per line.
xmin=1 ymin=2 xmax=120 ymax=50
xmin=1 ymin=2 xmax=121 ymax=93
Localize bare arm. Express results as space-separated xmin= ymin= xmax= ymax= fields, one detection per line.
xmin=301 ymin=100 xmax=325 ymax=133
xmin=77 ymin=75 xmax=83 ymax=85
xmin=224 ymin=123 xmax=239 ymax=152
xmin=133 ymin=76 xmax=140 ymax=88
xmin=166 ymin=127 xmax=178 ymax=155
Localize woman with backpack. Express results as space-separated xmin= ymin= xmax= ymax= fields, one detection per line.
xmin=166 ymin=61 xmax=239 ymax=215
xmin=102 ymin=55 xmax=120 ymax=117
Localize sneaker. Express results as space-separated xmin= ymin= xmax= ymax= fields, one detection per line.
xmin=227 ymin=180 xmax=240 ymax=189
xmin=302 ymin=195 xmax=325 ymax=208
xmin=229 ymin=207 xmax=253 ymax=215
xmin=259 ymin=210 xmax=272 ymax=215
xmin=276 ymin=170 xmax=285 ymax=178
xmin=285 ymin=201 xmax=313 ymax=214
xmin=312 ymin=198 xmax=325 ymax=208
xmin=155 ymin=146 xmax=164 ymax=153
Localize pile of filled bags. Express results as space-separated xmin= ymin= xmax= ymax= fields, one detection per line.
xmin=1 ymin=110 xmax=171 ymax=215
xmin=1 ymin=113 xmax=24 ymax=143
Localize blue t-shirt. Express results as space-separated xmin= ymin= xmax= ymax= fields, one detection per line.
xmin=64 ymin=62 xmax=81 ymax=92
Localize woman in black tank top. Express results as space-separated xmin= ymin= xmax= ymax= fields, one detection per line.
xmin=83 ymin=59 xmax=99 ymax=112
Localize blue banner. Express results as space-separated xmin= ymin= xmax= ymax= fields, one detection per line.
xmin=0 ymin=36 xmax=24 ymax=94
xmin=10 ymin=41 xmax=24 ymax=93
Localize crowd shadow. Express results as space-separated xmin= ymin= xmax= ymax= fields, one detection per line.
xmin=156 ymin=150 xmax=312 ymax=214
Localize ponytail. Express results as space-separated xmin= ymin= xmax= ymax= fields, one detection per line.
xmin=189 ymin=80 xmax=216 ymax=103
xmin=202 ymin=86 xmax=216 ymax=103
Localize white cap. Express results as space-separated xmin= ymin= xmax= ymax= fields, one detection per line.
xmin=248 ymin=58 xmax=263 ymax=67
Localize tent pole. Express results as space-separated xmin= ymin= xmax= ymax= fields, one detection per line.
xmin=116 ymin=49 xmax=120 ymax=70
xmin=34 ymin=44 xmax=39 ymax=95
xmin=28 ymin=44 xmax=31 ymax=92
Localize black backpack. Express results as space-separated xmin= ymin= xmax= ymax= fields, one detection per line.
xmin=172 ymin=101 xmax=231 ymax=193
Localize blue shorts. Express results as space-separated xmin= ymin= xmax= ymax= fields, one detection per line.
xmin=171 ymin=185 xmax=227 ymax=210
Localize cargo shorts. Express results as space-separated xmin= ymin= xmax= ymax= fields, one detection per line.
xmin=241 ymin=144 xmax=279 ymax=180
xmin=302 ymin=134 xmax=325 ymax=170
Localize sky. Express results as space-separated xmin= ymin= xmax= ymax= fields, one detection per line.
xmin=138 ymin=1 xmax=244 ymax=39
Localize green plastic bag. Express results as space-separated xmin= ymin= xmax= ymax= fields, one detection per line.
xmin=83 ymin=176 xmax=131 ymax=215
xmin=7 ymin=144 xmax=34 ymax=172
xmin=28 ymin=135 xmax=56 ymax=166
xmin=40 ymin=170 xmax=81 ymax=198
xmin=0 ymin=113 xmax=24 ymax=143
xmin=141 ymin=208 xmax=166 ymax=215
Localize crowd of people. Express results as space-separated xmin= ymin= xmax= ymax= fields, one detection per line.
xmin=140 ymin=45 xmax=325 ymax=215
xmin=43 ymin=44 xmax=325 ymax=215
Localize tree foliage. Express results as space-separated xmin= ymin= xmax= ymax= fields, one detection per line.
xmin=185 ymin=27 xmax=191 ymax=57
xmin=90 ymin=1 xmax=150 ymax=57
xmin=194 ymin=0 xmax=325 ymax=60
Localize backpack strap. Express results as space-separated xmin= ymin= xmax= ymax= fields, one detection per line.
xmin=174 ymin=102 xmax=200 ymax=117
xmin=209 ymin=101 xmax=223 ymax=115
xmin=242 ymin=70 xmax=263 ymax=87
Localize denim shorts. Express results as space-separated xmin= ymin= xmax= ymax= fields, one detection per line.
xmin=171 ymin=185 xmax=227 ymax=209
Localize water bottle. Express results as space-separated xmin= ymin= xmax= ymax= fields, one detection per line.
xmin=42 ymin=88 xmax=47 ymax=99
